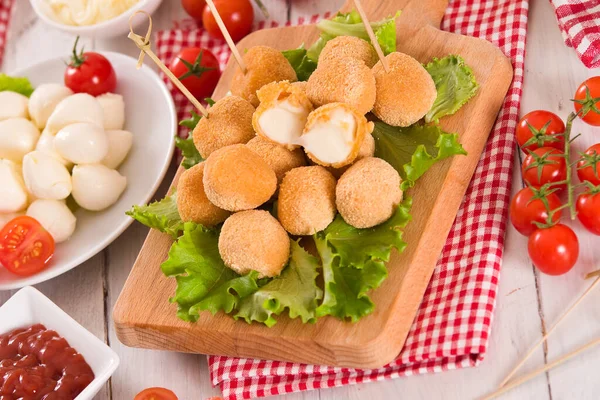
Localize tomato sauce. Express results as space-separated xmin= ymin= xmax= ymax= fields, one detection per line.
xmin=0 ymin=324 xmax=94 ymax=399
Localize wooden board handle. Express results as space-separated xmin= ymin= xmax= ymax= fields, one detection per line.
xmin=340 ymin=0 xmax=449 ymax=29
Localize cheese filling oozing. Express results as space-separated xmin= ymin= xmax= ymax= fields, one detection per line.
xmin=299 ymin=108 xmax=357 ymax=164
xmin=258 ymin=98 xmax=309 ymax=146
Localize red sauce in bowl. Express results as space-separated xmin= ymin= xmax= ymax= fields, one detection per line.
xmin=0 ymin=324 xmax=94 ymax=399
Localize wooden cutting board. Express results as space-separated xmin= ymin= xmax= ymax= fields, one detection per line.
xmin=113 ymin=0 xmax=513 ymax=368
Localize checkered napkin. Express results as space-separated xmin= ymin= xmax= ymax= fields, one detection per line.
xmin=0 ymin=0 xmax=13 ymax=67
xmin=550 ymin=0 xmax=600 ymax=68
xmin=155 ymin=0 xmax=529 ymax=398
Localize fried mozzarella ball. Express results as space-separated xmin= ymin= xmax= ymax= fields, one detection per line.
xmin=192 ymin=96 xmax=255 ymax=159
xmin=0 ymin=118 xmax=40 ymax=162
xmin=372 ymin=52 xmax=437 ymax=127
xmin=28 ymin=84 xmax=73 ymax=129
xmin=306 ymin=57 xmax=376 ymax=114
xmin=26 ymin=199 xmax=76 ymax=243
xmin=252 ymin=81 xmax=313 ymax=149
xmin=97 ymin=93 xmax=125 ymax=130
xmin=54 ymin=122 xmax=109 ymax=164
xmin=336 ymin=157 xmax=402 ymax=228
xmin=231 ymin=45 xmax=297 ymax=106
xmin=278 ymin=166 xmax=337 ymax=235
xmin=328 ymin=133 xmax=376 ymax=178
xmin=71 ymin=164 xmax=127 ymax=211
xmin=46 ymin=93 xmax=104 ymax=134
xmin=291 ymin=81 xmax=307 ymax=92
xmin=319 ymin=36 xmax=378 ymax=68
xmin=22 ymin=151 xmax=72 ymax=200
xmin=219 ymin=210 xmax=290 ymax=278
xmin=298 ymin=103 xmax=374 ymax=168
xmin=176 ymin=163 xmax=230 ymax=226
xmin=36 ymin=129 xmax=72 ymax=168
xmin=102 ymin=130 xmax=133 ymax=169
xmin=246 ymin=136 xmax=306 ymax=184
xmin=203 ymin=144 xmax=277 ymax=211
xmin=0 ymin=91 xmax=29 ymax=121
xmin=0 ymin=159 xmax=28 ymax=213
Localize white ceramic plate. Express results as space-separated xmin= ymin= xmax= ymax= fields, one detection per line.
xmin=0 ymin=286 xmax=119 ymax=399
xmin=0 ymin=52 xmax=176 ymax=290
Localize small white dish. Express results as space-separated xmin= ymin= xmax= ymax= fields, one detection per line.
xmin=0 ymin=286 xmax=119 ymax=399
xmin=29 ymin=0 xmax=163 ymax=39
xmin=0 ymin=52 xmax=176 ymax=290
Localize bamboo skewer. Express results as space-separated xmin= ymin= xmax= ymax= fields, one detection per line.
xmin=352 ymin=0 xmax=389 ymax=72
xmin=205 ymin=0 xmax=247 ymax=73
xmin=128 ymin=11 xmax=209 ymax=118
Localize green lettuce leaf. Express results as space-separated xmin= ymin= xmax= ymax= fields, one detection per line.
xmin=177 ymin=110 xmax=204 ymax=169
xmin=282 ymin=46 xmax=318 ymax=81
xmin=424 ymin=55 xmax=478 ymax=123
xmin=0 ymin=74 xmax=34 ymax=97
xmin=234 ymin=241 xmax=322 ymax=327
xmin=126 ymin=193 xmax=184 ymax=238
xmin=373 ymin=122 xmax=467 ymax=190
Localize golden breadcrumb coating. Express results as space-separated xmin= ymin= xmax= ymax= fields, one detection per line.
xmin=203 ymin=144 xmax=277 ymax=211
xmin=231 ymin=46 xmax=298 ymax=107
xmin=319 ymin=36 xmax=378 ymax=68
xmin=372 ymin=52 xmax=437 ymax=127
xmin=192 ymin=96 xmax=255 ymax=158
xmin=291 ymin=81 xmax=308 ymax=93
xmin=176 ymin=163 xmax=231 ymax=226
xmin=328 ymin=133 xmax=376 ymax=178
xmin=306 ymin=57 xmax=376 ymax=114
xmin=278 ymin=166 xmax=337 ymax=235
xmin=336 ymin=157 xmax=402 ymax=228
xmin=246 ymin=136 xmax=306 ymax=183
xmin=219 ymin=210 xmax=290 ymax=277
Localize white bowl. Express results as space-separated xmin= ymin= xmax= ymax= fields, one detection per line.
xmin=29 ymin=0 xmax=163 ymax=39
xmin=0 ymin=286 xmax=119 ymax=399
xmin=0 ymin=52 xmax=176 ymax=290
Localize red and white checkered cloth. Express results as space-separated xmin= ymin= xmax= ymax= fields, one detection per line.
xmin=155 ymin=0 xmax=528 ymax=398
xmin=550 ymin=0 xmax=600 ymax=68
xmin=0 ymin=0 xmax=13 ymax=67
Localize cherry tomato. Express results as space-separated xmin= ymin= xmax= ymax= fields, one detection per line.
xmin=182 ymin=0 xmax=206 ymax=21
xmin=169 ymin=47 xmax=221 ymax=101
xmin=573 ymin=76 xmax=600 ymax=126
xmin=516 ymin=110 xmax=565 ymax=152
xmin=576 ymin=191 xmax=600 ymax=235
xmin=522 ymin=147 xmax=567 ymax=190
xmin=510 ymin=187 xmax=562 ymax=236
xmin=528 ymin=224 xmax=579 ymax=275
xmin=64 ymin=37 xmax=116 ymax=96
xmin=577 ymin=143 xmax=600 ymax=185
xmin=0 ymin=216 xmax=55 ymax=276
xmin=134 ymin=387 xmax=178 ymax=400
xmin=202 ymin=0 xmax=254 ymax=43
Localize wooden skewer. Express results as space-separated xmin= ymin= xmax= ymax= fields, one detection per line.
xmin=585 ymin=269 xmax=600 ymax=279
xmin=498 ymin=275 xmax=600 ymax=388
xmin=352 ymin=0 xmax=389 ymax=72
xmin=205 ymin=0 xmax=247 ymax=73
xmin=128 ymin=11 xmax=209 ymax=118
xmin=481 ymin=336 xmax=600 ymax=400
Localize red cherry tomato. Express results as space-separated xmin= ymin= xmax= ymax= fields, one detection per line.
xmin=169 ymin=47 xmax=221 ymax=100
xmin=574 ymin=76 xmax=600 ymax=126
xmin=181 ymin=0 xmax=206 ymax=21
xmin=516 ymin=110 xmax=565 ymax=152
xmin=202 ymin=0 xmax=254 ymax=43
xmin=134 ymin=387 xmax=178 ymax=400
xmin=510 ymin=187 xmax=562 ymax=236
xmin=528 ymin=224 xmax=579 ymax=275
xmin=522 ymin=147 xmax=567 ymax=190
xmin=64 ymin=37 xmax=116 ymax=96
xmin=577 ymin=143 xmax=600 ymax=186
xmin=576 ymin=191 xmax=600 ymax=235
xmin=0 ymin=216 xmax=55 ymax=277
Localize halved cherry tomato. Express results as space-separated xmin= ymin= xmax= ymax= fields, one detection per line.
xmin=528 ymin=224 xmax=579 ymax=275
xmin=182 ymin=0 xmax=206 ymax=21
xmin=574 ymin=76 xmax=600 ymax=126
xmin=64 ymin=37 xmax=116 ymax=96
xmin=510 ymin=187 xmax=562 ymax=236
xmin=576 ymin=191 xmax=600 ymax=235
xmin=516 ymin=110 xmax=565 ymax=152
xmin=202 ymin=0 xmax=254 ymax=43
xmin=169 ymin=47 xmax=221 ymax=101
xmin=577 ymin=143 xmax=600 ymax=185
xmin=134 ymin=387 xmax=178 ymax=400
xmin=0 ymin=216 xmax=55 ymax=276
xmin=522 ymin=147 xmax=567 ymax=190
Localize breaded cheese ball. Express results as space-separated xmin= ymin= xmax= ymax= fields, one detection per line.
xmin=336 ymin=157 xmax=402 ymax=229
xmin=203 ymin=144 xmax=277 ymax=211
xmin=319 ymin=36 xmax=378 ymax=68
xmin=306 ymin=57 xmax=376 ymax=115
xmin=278 ymin=166 xmax=337 ymax=235
xmin=246 ymin=136 xmax=306 ymax=183
xmin=231 ymin=46 xmax=298 ymax=107
xmin=219 ymin=210 xmax=290 ymax=278
xmin=176 ymin=163 xmax=231 ymax=226
xmin=192 ymin=96 xmax=255 ymax=159
xmin=291 ymin=81 xmax=307 ymax=93
xmin=328 ymin=133 xmax=376 ymax=178
xmin=372 ymin=52 xmax=437 ymax=127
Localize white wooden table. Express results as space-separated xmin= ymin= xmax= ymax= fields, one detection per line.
xmin=2 ymin=1 xmax=600 ymax=399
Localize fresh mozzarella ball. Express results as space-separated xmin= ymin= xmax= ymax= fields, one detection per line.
xmin=97 ymin=93 xmax=125 ymax=130
xmin=0 ymin=159 xmax=28 ymax=213
xmin=22 ymin=151 xmax=72 ymax=200
xmin=0 ymin=212 xmax=24 ymax=228
xmin=35 ymin=129 xmax=72 ymax=168
xmin=54 ymin=122 xmax=109 ymax=164
xmin=45 ymin=93 xmax=104 ymax=134
xmin=0 ymin=118 xmax=40 ymax=162
xmin=72 ymin=164 xmax=127 ymax=211
xmin=28 ymin=84 xmax=73 ymax=129
xmin=102 ymin=130 xmax=133 ymax=169
xmin=26 ymin=199 xmax=76 ymax=243
xmin=0 ymin=91 xmax=29 ymax=121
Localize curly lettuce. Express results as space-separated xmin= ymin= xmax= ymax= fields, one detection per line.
xmin=126 ymin=193 xmax=184 ymax=238
xmin=0 ymin=74 xmax=34 ymax=97
xmin=282 ymin=46 xmax=318 ymax=82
